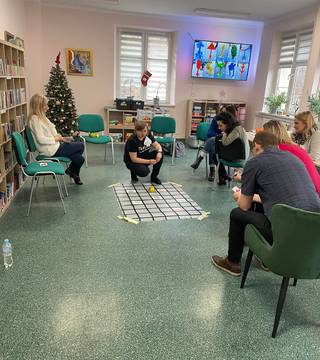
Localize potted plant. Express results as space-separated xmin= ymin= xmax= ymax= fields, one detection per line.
xmin=265 ymin=92 xmax=287 ymax=114
xmin=308 ymin=93 xmax=320 ymax=120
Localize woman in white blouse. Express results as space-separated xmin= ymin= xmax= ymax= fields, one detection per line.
xmin=28 ymin=94 xmax=85 ymax=185
xmin=292 ymin=111 xmax=320 ymax=162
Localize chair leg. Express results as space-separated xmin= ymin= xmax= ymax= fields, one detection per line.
xmin=272 ymin=277 xmax=290 ymax=338
xmin=54 ymin=174 xmax=66 ymax=214
xmin=84 ymin=141 xmax=88 ymax=167
xmin=205 ymin=155 xmax=208 ymax=179
xmin=293 ymin=278 xmax=297 ymax=287
xmin=104 ymin=142 xmax=107 ymax=161
xmin=240 ymin=249 xmax=253 ymax=288
xmin=110 ymin=138 xmax=115 ymax=165
xmin=227 ymin=166 xmax=231 ymax=188
xmin=61 ymin=175 xmax=68 ymax=197
xmin=35 ymin=176 xmax=40 ymax=192
xmin=171 ymin=139 xmax=176 ymax=166
xmin=27 ymin=176 xmax=37 ymax=217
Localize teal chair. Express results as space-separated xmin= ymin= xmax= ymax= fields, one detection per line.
xmin=219 ymin=158 xmax=246 ymax=188
xmin=195 ymin=122 xmax=211 ymax=178
xmin=151 ymin=116 xmax=176 ymax=165
xmin=12 ymin=132 xmax=66 ymax=216
xmin=25 ymin=126 xmax=71 ymax=194
xmin=241 ymin=204 xmax=320 ymax=338
xmin=77 ymin=114 xmax=114 ymax=167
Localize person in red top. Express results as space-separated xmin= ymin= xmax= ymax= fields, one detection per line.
xmin=263 ymin=120 xmax=320 ymax=195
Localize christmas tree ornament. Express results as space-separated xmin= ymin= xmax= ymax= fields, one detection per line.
xmin=141 ymin=70 xmax=152 ymax=86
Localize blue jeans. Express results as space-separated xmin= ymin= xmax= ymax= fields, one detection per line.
xmin=202 ymin=137 xmax=218 ymax=166
xmin=54 ymin=142 xmax=85 ymax=175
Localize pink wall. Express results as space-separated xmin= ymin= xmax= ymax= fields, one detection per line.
xmin=25 ymin=4 xmax=263 ymax=137
xmin=0 ymin=0 xmax=26 ymax=41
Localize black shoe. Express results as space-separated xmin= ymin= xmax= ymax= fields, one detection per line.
xmin=151 ymin=177 xmax=162 ymax=185
xmin=208 ymin=167 xmax=215 ymax=182
xmin=131 ymin=175 xmax=139 ymax=184
xmin=217 ymin=177 xmax=227 ymax=186
xmin=73 ymin=175 xmax=83 ymax=185
xmin=190 ymin=156 xmax=203 ymax=170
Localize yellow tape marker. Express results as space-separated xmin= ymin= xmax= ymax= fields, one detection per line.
xmin=168 ymin=181 xmax=182 ymax=187
xmin=197 ymin=211 xmax=211 ymax=221
xmin=117 ymin=215 xmax=139 ymax=225
xmin=108 ymin=182 xmax=121 ymax=188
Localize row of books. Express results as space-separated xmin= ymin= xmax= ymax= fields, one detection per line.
xmin=0 ymin=115 xmax=26 ymax=143
xmin=0 ymin=88 xmax=26 ymax=109
xmin=0 ymin=191 xmax=4 ymax=211
xmin=6 ymin=181 xmax=14 ymax=200
xmin=0 ymin=58 xmax=25 ymax=77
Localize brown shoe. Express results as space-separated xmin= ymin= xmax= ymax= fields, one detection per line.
xmin=211 ymin=255 xmax=241 ymax=277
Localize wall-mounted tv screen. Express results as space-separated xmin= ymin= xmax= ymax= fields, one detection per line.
xmin=191 ymin=40 xmax=252 ymax=81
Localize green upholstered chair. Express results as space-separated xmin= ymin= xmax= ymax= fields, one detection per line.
xmin=25 ymin=126 xmax=71 ymax=193
xmin=12 ymin=132 xmax=67 ymax=216
xmin=77 ymin=114 xmax=114 ymax=167
xmin=219 ymin=158 xmax=246 ymax=188
xmin=194 ymin=122 xmax=211 ymax=178
xmin=151 ymin=116 xmax=176 ymax=165
xmin=241 ymin=204 xmax=320 ymax=338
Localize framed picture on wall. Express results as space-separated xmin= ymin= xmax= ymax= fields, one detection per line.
xmin=66 ymin=48 xmax=93 ymax=76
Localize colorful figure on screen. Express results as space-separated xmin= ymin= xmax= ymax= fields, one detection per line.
xmin=240 ymin=63 xmax=246 ymax=79
xmin=240 ymin=45 xmax=251 ymax=61
xmin=196 ymin=41 xmax=204 ymax=59
xmin=196 ymin=59 xmax=202 ymax=77
xmin=231 ymin=45 xmax=238 ymax=59
xmin=207 ymin=42 xmax=217 ymax=60
xmin=228 ymin=63 xmax=236 ymax=77
xmin=219 ymin=44 xmax=226 ymax=58
xmin=216 ymin=61 xmax=226 ymax=77
xmin=206 ymin=62 xmax=214 ymax=75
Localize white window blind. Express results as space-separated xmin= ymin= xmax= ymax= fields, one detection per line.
xmin=275 ymin=28 xmax=313 ymax=114
xmin=118 ymin=29 xmax=171 ymax=103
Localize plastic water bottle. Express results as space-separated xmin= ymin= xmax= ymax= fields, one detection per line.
xmin=2 ymin=239 xmax=13 ymax=269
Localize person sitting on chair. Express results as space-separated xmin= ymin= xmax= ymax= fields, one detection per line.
xmin=190 ymin=105 xmax=237 ymax=182
xmin=211 ymin=131 xmax=320 ymax=277
xmin=124 ymin=120 xmax=163 ymax=185
xmin=28 ymin=94 xmax=85 ymax=185
xmin=216 ymin=112 xmax=249 ymax=185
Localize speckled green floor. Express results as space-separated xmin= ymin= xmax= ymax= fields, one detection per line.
xmin=0 ymin=144 xmax=319 ymax=360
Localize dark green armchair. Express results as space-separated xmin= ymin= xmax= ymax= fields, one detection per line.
xmin=241 ymin=204 xmax=320 ymax=338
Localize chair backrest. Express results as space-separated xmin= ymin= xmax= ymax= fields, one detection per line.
xmin=78 ymin=114 xmax=105 ymax=133
xmin=25 ymin=127 xmax=37 ymax=152
xmin=269 ymin=204 xmax=320 ymax=279
xmin=11 ymin=132 xmax=28 ymax=166
xmin=196 ymin=122 xmax=210 ymax=142
xmin=151 ymin=116 xmax=176 ymax=135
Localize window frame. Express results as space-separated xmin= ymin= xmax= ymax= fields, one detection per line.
xmin=274 ymin=28 xmax=313 ymax=114
xmin=116 ymin=28 xmax=173 ymax=105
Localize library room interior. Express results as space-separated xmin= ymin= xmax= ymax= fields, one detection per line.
xmin=1 ymin=0 xmax=320 ymax=358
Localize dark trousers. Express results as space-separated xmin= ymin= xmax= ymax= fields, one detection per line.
xmin=216 ymin=138 xmax=245 ymax=179
xmin=126 ymin=150 xmax=163 ymax=178
xmin=228 ymin=206 xmax=273 ymax=263
xmin=54 ymin=142 xmax=85 ymax=175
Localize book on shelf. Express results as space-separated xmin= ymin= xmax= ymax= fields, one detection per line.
xmin=16 ymin=114 xmax=26 ymax=131
xmin=0 ymin=58 xmax=4 ymax=76
xmin=0 ymin=191 xmax=5 ymax=211
xmin=6 ymin=182 xmax=14 ymax=200
xmin=1 ymin=123 xmax=12 ymax=141
xmin=0 ymin=88 xmax=26 ymax=109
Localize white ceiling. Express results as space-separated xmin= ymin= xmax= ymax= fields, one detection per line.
xmin=33 ymin=0 xmax=319 ymax=21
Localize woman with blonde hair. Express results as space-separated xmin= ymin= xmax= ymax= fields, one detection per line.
xmin=28 ymin=94 xmax=85 ymax=185
xmin=263 ymin=119 xmax=320 ymax=194
xmin=292 ymin=111 xmax=320 ymax=161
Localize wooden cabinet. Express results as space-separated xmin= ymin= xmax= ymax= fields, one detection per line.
xmin=0 ymin=39 xmax=27 ymax=217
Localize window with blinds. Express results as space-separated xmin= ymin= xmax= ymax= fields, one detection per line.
xmin=275 ymin=29 xmax=313 ymax=114
xmin=117 ymin=29 xmax=171 ymax=103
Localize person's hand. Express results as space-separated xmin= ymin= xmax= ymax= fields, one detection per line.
xmin=233 ymin=189 xmax=241 ymax=202
xmin=156 ymin=152 xmax=162 ymax=163
xmin=62 ymin=137 xmax=72 ymax=143
xmin=54 ymin=135 xmax=63 ymax=142
xmin=233 ymin=170 xmax=242 ymax=182
xmin=149 ymin=159 xmax=157 ymax=165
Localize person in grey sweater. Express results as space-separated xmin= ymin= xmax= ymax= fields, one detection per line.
xmin=215 ymin=112 xmax=249 ymax=185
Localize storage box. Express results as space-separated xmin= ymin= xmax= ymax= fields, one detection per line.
xmin=131 ymin=100 xmax=144 ymax=110
xmin=115 ymin=98 xmax=131 ymax=110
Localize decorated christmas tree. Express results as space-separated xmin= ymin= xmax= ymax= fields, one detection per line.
xmin=45 ymin=52 xmax=78 ymax=136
